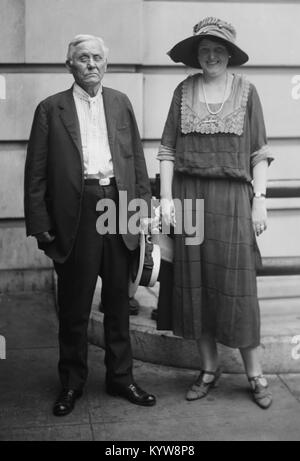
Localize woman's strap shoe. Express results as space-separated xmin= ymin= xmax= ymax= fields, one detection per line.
xmin=248 ymin=375 xmax=273 ymax=409
xmin=186 ymin=367 xmax=222 ymax=401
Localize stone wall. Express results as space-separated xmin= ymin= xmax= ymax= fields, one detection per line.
xmin=0 ymin=0 xmax=299 ymax=292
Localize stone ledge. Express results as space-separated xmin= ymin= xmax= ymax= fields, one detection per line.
xmin=88 ymin=282 xmax=300 ymax=374
xmin=52 ymin=273 xmax=300 ymax=373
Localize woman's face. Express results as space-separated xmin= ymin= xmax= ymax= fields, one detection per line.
xmin=197 ymin=39 xmax=229 ymax=78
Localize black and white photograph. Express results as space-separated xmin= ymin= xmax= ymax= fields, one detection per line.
xmin=0 ymin=0 xmax=300 ymax=444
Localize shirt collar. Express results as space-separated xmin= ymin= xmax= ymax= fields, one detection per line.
xmin=73 ymin=83 xmax=102 ymax=103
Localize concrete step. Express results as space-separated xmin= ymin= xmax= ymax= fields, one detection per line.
xmin=88 ymin=279 xmax=300 ymax=374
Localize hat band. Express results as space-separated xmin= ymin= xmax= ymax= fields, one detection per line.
xmin=196 ymin=25 xmax=235 ymax=44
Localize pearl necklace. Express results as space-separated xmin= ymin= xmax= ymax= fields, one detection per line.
xmin=202 ymin=73 xmax=228 ymax=116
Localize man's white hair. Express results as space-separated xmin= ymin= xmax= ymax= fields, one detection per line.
xmin=66 ymin=34 xmax=109 ymax=62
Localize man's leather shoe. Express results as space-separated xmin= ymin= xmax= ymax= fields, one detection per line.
xmin=106 ymin=382 xmax=156 ymax=406
xmin=53 ymin=389 xmax=83 ymax=416
xmin=151 ymin=308 xmax=158 ymax=321
xmin=128 ymin=297 xmax=140 ymax=315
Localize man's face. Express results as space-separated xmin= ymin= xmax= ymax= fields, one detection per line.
xmin=67 ymin=39 xmax=107 ymax=92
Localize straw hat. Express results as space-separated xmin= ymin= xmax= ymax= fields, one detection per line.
xmin=129 ymin=232 xmax=161 ymax=297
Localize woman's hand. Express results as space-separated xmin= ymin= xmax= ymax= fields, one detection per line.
xmin=161 ymin=197 xmax=176 ymax=229
xmin=252 ymin=198 xmax=267 ymax=236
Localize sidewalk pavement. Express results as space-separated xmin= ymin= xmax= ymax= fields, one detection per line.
xmin=1 ymin=291 xmax=300 ymax=441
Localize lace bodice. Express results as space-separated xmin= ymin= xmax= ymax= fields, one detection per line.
xmin=181 ymin=73 xmax=250 ymax=135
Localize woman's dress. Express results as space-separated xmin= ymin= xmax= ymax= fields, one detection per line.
xmin=157 ymin=73 xmax=273 ymax=348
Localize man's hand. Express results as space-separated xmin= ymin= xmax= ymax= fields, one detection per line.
xmin=252 ymin=198 xmax=267 ymax=236
xmin=35 ymin=231 xmax=55 ymax=243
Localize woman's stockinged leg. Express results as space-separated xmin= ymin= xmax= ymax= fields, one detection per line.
xmin=197 ymin=334 xmax=219 ymax=379
xmin=185 ymin=334 xmax=221 ymax=401
xmin=239 ymin=346 xmax=262 ymax=378
xmin=239 ymin=346 xmax=273 ymax=409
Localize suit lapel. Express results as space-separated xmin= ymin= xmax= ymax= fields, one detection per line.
xmin=59 ymin=88 xmax=83 ymax=164
xmin=58 ymin=86 xmax=117 ymax=166
xmin=102 ymin=87 xmax=117 ymax=155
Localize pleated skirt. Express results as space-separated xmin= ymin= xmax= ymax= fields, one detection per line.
xmin=159 ymin=173 xmax=261 ymax=349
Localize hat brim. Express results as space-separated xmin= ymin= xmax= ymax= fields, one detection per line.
xmin=168 ymin=34 xmax=249 ymax=68
xmin=128 ymin=232 xmax=161 ymax=297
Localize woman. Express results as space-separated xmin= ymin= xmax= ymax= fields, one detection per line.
xmin=158 ymin=17 xmax=273 ymax=409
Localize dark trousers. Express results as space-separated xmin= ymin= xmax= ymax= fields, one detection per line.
xmin=54 ymin=182 xmax=133 ymax=391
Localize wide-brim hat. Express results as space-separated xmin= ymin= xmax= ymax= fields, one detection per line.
xmin=168 ymin=17 xmax=249 ymax=69
xmin=129 ymin=232 xmax=161 ymax=297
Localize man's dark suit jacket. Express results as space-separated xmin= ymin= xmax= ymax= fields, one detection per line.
xmin=24 ymin=86 xmax=152 ymax=263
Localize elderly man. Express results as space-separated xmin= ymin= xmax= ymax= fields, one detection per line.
xmin=24 ymin=35 xmax=156 ymax=416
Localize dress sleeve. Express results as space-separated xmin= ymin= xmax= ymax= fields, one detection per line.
xmin=157 ymin=84 xmax=181 ymax=162
xmin=157 ymin=144 xmax=175 ymax=162
xmin=248 ymin=84 xmax=274 ymax=170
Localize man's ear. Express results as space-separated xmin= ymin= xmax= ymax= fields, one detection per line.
xmin=65 ymin=60 xmax=72 ymax=73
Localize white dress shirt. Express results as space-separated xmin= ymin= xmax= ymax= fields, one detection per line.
xmin=73 ymin=83 xmax=114 ymax=178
